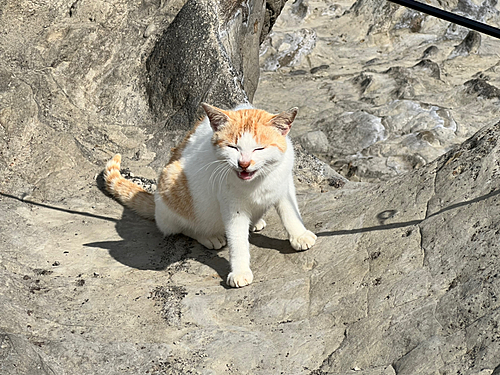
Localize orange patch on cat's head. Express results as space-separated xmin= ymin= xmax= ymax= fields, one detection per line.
xmin=202 ymin=104 xmax=297 ymax=152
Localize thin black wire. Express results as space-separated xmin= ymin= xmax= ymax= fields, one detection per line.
xmin=387 ymin=0 xmax=500 ymax=39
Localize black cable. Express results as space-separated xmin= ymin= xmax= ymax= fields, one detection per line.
xmin=387 ymin=0 xmax=500 ymax=39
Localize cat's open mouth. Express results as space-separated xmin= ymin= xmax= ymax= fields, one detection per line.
xmin=237 ymin=170 xmax=256 ymax=180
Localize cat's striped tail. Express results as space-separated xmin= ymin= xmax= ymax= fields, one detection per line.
xmin=104 ymin=154 xmax=156 ymax=220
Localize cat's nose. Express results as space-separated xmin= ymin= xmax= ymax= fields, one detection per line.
xmin=238 ymin=160 xmax=251 ymax=170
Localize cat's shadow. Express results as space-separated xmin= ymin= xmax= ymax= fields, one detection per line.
xmin=83 ymin=208 xmax=230 ymax=279
xmin=84 ymin=210 xmax=294 ymax=284
xmin=249 ymin=232 xmax=296 ymax=254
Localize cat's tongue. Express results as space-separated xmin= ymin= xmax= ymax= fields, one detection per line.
xmin=238 ymin=170 xmax=255 ymax=180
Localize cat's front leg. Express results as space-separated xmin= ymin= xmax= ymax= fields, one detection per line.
xmin=223 ymin=210 xmax=253 ymax=288
xmin=275 ymin=183 xmax=317 ymax=251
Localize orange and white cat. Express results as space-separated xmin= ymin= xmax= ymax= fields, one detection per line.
xmin=104 ymin=103 xmax=316 ymax=287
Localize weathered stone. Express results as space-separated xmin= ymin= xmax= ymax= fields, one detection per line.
xmin=413 ymin=59 xmax=441 ymax=79
xmin=464 ymin=77 xmax=500 ymax=99
xmin=299 ymin=130 xmax=330 ymax=153
xmin=0 ymin=332 xmax=63 ymax=375
xmin=449 ymin=30 xmax=481 ymax=58
xmin=293 ymin=141 xmax=349 ymax=187
xmin=261 ymin=0 xmax=289 ymax=43
xmin=260 ymin=28 xmax=317 ymax=71
xmin=312 ymin=121 xmax=500 ymax=374
xmin=3 ymin=0 xmax=500 ymax=373
xmin=255 ymin=0 xmax=500 ymax=182
xmin=314 ymin=110 xmax=386 ymax=157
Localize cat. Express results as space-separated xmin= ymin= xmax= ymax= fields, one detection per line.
xmin=104 ymin=103 xmax=317 ymax=288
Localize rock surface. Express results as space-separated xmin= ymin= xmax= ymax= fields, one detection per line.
xmin=254 ymin=0 xmax=500 ymax=181
xmin=2 ymin=114 xmax=500 ymax=375
xmin=0 ymin=0 xmax=283 ymax=198
xmin=1 ymin=0 xmax=500 ymax=374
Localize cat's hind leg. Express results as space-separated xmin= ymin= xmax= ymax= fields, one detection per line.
xmin=251 ymin=218 xmax=266 ymax=232
xmin=182 ymin=228 xmax=227 ymax=250
xmin=154 ymin=194 xmax=185 ymax=236
xmin=156 ymin=200 xmax=226 ymax=249
xmin=250 ymin=210 xmax=267 ymax=232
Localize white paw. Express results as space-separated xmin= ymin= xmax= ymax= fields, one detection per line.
xmin=197 ymin=235 xmax=227 ymax=250
xmin=290 ymin=230 xmax=317 ymax=251
xmin=227 ymin=268 xmax=254 ymax=288
xmin=251 ymin=219 xmax=266 ymax=232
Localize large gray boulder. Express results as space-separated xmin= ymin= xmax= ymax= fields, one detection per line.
xmin=0 ymin=0 xmax=284 ymax=199
xmin=145 ymin=0 xmax=262 ymax=135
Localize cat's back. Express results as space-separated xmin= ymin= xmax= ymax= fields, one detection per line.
xmin=171 ymin=117 xmax=222 ymax=194
xmin=181 ymin=117 xmax=215 ymax=165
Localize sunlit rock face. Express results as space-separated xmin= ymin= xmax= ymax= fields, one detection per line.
xmin=2 ymin=0 xmax=500 ymax=374
xmin=254 ymin=0 xmax=500 ymax=181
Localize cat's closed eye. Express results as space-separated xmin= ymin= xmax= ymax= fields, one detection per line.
xmin=227 ymin=145 xmax=238 ymax=150
xmin=253 ymin=147 xmax=265 ymax=151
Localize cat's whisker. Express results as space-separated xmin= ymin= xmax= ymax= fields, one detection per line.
xmin=223 ymin=165 xmax=231 ymax=184
xmin=208 ymin=168 xmax=217 ymax=191
xmin=209 ymin=162 xmax=224 ymax=179
xmin=217 ymin=168 xmax=226 ymax=193
xmin=221 ymin=167 xmax=230 ymax=192
xmin=219 ymin=165 xmax=230 ymax=192
xmin=197 ymin=159 xmax=224 ymax=174
xmin=210 ymin=163 xmax=227 ymax=192
xmin=213 ymin=166 xmax=222 ymax=191
xmin=201 ymin=159 xmax=223 ymax=169
xmin=221 ymin=168 xmax=230 ymax=193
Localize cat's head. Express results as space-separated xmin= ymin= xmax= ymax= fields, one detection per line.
xmin=202 ymin=103 xmax=297 ymax=182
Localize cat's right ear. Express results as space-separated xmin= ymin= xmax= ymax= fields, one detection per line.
xmin=201 ymin=103 xmax=230 ymax=132
xmin=270 ymin=107 xmax=298 ymax=136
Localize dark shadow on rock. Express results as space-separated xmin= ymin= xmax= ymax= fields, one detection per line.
xmin=249 ymin=232 xmax=296 ymax=254
xmin=95 ymin=170 xmax=111 ymax=198
xmin=0 ymin=192 xmax=118 ymax=223
xmin=316 ymin=219 xmax=423 ymax=237
xmin=83 ymin=207 xmax=231 ymax=280
xmin=376 ymin=209 xmax=397 ymax=225
xmin=317 ymin=188 xmax=500 ymax=237
xmin=0 ymin=191 xmax=230 ymax=281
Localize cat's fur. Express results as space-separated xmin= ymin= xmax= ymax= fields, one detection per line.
xmin=104 ymin=103 xmax=316 ymax=287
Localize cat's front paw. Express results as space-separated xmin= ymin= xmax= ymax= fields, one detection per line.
xmin=251 ymin=219 xmax=266 ymax=232
xmin=227 ymin=268 xmax=254 ymax=288
xmin=290 ymin=230 xmax=317 ymax=251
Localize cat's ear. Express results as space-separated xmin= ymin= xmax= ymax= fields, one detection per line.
xmin=269 ymin=107 xmax=298 ymax=136
xmin=201 ymin=103 xmax=230 ymax=132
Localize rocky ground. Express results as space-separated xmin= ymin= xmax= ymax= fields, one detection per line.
xmin=254 ymin=0 xmax=500 ymax=182
xmin=1 ymin=0 xmax=500 ymax=374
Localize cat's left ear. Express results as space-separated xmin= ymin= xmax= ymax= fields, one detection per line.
xmin=201 ymin=103 xmax=230 ymax=132
xmin=269 ymin=107 xmax=298 ymax=136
